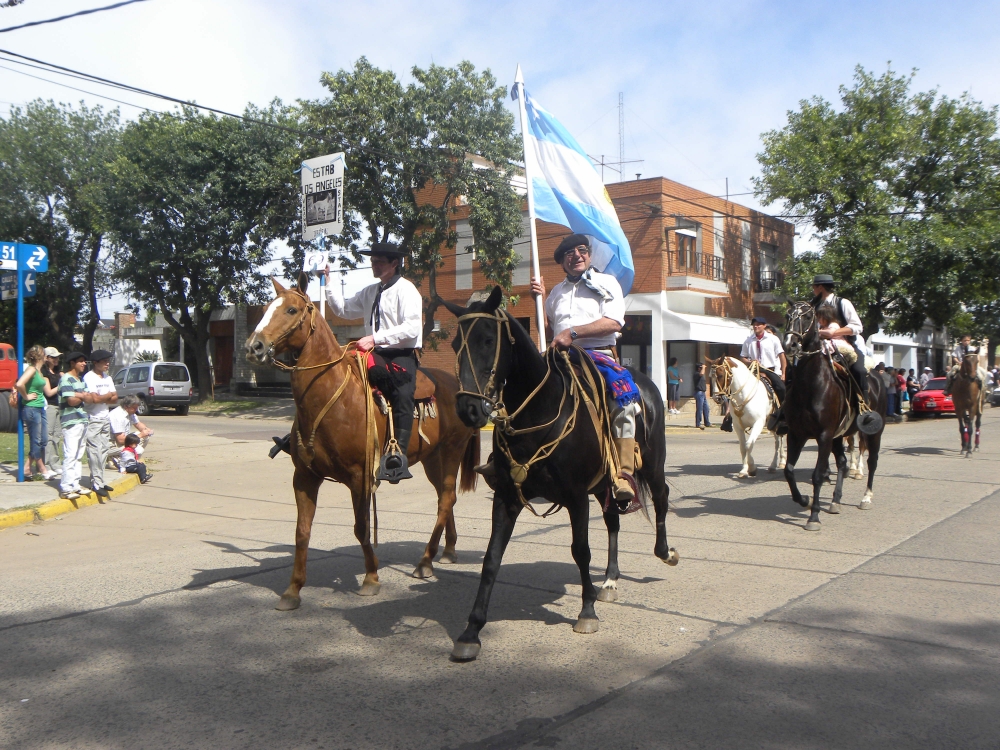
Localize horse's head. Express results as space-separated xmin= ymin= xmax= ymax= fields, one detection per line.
xmin=705 ymin=356 xmax=729 ymax=400
xmin=245 ymin=274 xmax=315 ymax=365
xmin=783 ymin=301 xmax=817 ymax=359
xmin=961 ymin=349 xmax=980 ymax=379
xmin=442 ymin=286 xmax=513 ymax=428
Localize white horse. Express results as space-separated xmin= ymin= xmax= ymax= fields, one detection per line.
xmin=707 ymin=357 xmax=786 ymax=478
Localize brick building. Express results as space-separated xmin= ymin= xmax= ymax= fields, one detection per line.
xmin=421 ymin=176 xmax=794 ymax=401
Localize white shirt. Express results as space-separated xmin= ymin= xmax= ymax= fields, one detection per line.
xmin=83 ymin=370 xmax=115 ymax=420
xmin=326 ymin=274 xmax=423 ymax=349
xmin=109 ymin=405 xmax=138 ymax=435
xmin=740 ymin=332 xmax=785 ymax=376
xmin=545 ymin=269 xmax=625 ymax=349
xmin=823 ymin=294 xmax=863 ymax=337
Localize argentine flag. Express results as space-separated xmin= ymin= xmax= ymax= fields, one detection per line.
xmin=516 ymin=89 xmax=634 ymax=295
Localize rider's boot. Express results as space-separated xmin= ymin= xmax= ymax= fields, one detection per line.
xmin=269 ymin=433 xmax=292 ymax=459
xmin=766 ymin=404 xmax=786 ymax=434
xmin=474 ymin=452 xmax=499 ymax=491
xmin=613 ymin=436 xmax=637 ymax=510
xmin=942 ymin=371 xmax=954 ymax=397
xmin=377 ymin=426 xmax=413 ymax=483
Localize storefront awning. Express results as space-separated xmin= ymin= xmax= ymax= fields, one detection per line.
xmin=663 ymin=310 xmax=752 ymax=345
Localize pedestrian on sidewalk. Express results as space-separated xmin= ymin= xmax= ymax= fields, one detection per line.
xmin=15 ymin=345 xmax=58 ymax=480
xmin=693 ymin=363 xmax=711 ymax=430
xmin=58 ymin=352 xmax=94 ymax=500
xmin=83 ymin=350 xmax=118 ymax=499
xmin=667 ymin=358 xmax=682 ymax=414
xmin=41 ymin=347 xmax=63 ymax=476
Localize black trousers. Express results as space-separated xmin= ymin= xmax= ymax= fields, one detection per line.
xmin=848 ymin=341 xmax=868 ymax=397
xmin=761 ymin=367 xmax=786 ymax=401
xmin=126 ymin=463 xmax=147 ymax=482
xmin=376 ymin=348 xmax=417 ymax=439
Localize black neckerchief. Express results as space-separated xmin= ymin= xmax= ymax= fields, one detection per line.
xmin=370 ymin=272 xmax=402 ymax=332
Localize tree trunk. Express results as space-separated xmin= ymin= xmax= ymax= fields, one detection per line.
xmin=192 ymin=308 xmax=215 ymax=403
xmin=81 ymin=234 xmax=102 ymax=355
xmin=422 ymin=264 xmax=441 ymax=344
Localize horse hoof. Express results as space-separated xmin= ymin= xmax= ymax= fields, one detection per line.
xmin=573 ymin=617 xmax=600 ymax=634
xmin=805 ymin=521 xmax=821 ymax=531
xmin=828 ymin=502 xmax=841 ymax=514
xmin=357 ymin=581 xmax=381 ymax=597
xmin=859 ymin=497 xmax=872 ymax=510
xmin=597 ymin=587 xmax=618 ymax=603
xmin=275 ymin=595 xmax=301 ymax=611
xmin=411 ymin=562 xmax=435 ymax=579
xmin=748 ymin=469 xmax=757 ymax=477
xmin=663 ymin=548 xmax=680 ymax=566
xmin=438 ymin=549 xmax=458 ymax=565
xmin=451 ymin=640 xmax=481 ymax=662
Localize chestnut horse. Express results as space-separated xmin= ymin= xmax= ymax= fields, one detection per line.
xmin=951 ymin=353 xmax=983 ymax=457
xmin=245 ymin=276 xmax=479 ymax=608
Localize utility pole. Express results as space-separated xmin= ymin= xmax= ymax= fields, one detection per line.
xmin=618 ymin=92 xmax=625 ymax=183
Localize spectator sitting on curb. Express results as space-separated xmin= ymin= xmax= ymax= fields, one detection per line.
xmin=109 ymin=395 xmax=153 ymax=466
xmin=118 ymin=433 xmax=151 ymax=484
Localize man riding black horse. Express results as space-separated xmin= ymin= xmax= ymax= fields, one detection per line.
xmin=811 ymin=274 xmax=868 ymax=398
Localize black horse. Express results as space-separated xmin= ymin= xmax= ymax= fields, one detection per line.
xmin=442 ymin=288 xmax=677 ymax=661
xmin=782 ymin=302 xmax=887 ymax=530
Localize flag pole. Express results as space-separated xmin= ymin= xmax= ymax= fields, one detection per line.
xmin=513 ymin=65 xmax=547 ymax=352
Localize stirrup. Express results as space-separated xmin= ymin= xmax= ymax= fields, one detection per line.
xmin=269 ymin=434 xmax=291 ymax=459
xmin=614 ymin=472 xmax=638 ymax=513
xmin=376 ymin=439 xmax=412 ymax=483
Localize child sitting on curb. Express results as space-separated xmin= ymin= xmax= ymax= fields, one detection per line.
xmin=119 ymin=433 xmax=152 ymax=484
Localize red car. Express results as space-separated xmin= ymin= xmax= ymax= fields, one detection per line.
xmin=910 ymin=378 xmax=955 ymax=416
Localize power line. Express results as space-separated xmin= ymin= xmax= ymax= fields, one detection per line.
xmin=0 ymin=62 xmax=161 ymax=112
xmin=0 ymin=0 xmax=152 ymax=34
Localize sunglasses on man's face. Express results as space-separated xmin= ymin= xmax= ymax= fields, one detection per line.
xmin=565 ymin=246 xmax=591 ymax=258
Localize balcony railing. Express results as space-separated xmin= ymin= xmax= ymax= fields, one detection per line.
xmin=675 ymin=250 xmax=725 ymax=281
xmin=756 ymin=270 xmax=783 ymax=292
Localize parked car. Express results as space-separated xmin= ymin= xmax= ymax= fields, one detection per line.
xmin=909 ymin=378 xmax=954 ymax=417
xmin=113 ymin=361 xmax=192 ymax=415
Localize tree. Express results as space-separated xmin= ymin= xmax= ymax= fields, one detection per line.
xmin=105 ymin=103 xmax=300 ymax=399
xmin=301 ymin=58 xmax=523 ymax=345
xmin=755 ymin=66 xmax=1000 ymax=336
xmin=0 ymin=101 xmax=120 ymax=351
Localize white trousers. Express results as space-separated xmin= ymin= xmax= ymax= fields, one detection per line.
xmin=60 ymin=422 xmax=87 ymax=494
xmin=611 ymin=401 xmax=640 ymax=439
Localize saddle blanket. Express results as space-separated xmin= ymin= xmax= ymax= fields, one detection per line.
xmin=587 ymin=350 xmax=641 ymax=408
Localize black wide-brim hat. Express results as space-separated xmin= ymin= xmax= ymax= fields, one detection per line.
xmin=359 ymin=242 xmax=407 ymax=259
xmin=554 ymin=233 xmax=590 ymax=263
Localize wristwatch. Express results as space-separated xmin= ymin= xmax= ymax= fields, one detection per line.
xmin=570 ymin=329 xmax=578 ymax=340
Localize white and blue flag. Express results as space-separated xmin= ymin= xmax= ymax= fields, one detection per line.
xmin=517 ymin=89 xmax=634 ymax=294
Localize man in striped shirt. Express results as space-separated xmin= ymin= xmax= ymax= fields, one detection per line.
xmin=58 ymin=352 xmax=95 ymax=500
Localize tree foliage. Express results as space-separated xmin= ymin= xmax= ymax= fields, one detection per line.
xmin=301 ymin=58 xmax=523 ymax=345
xmin=755 ymin=66 xmax=1000 ymax=338
xmin=104 ymin=103 xmax=300 ymax=399
xmin=0 ymin=100 xmax=120 ymax=351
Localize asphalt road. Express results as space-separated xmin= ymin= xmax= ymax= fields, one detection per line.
xmin=1 ymin=407 xmax=998 ymax=749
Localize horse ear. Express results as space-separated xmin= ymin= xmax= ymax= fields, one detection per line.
xmin=440 ymin=297 xmax=467 ymax=318
xmin=485 ymin=286 xmax=504 ymax=312
xmin=271 ymin=277 xmax=287 ymax=295
xmin=296 ymin=272 xmax=309 ymax=295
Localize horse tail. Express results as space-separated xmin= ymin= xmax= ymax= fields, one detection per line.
xmin=635 ymin=471 xmax=654 ymax=528
xmin=458 ymin=430 xmax=480 ymax=493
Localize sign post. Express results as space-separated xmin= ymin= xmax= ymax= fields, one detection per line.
xmin=301 ymin=154 xmax=345 ymax=317
xmin=1 ymin=243 xmax=49 ymax=482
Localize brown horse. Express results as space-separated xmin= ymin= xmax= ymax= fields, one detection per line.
xmin=951 ymin=353 xmax=983 ymax=457
xmin=245 ymin=276 xmax=479 ymax=607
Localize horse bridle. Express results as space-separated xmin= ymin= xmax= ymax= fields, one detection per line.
xmin=263 ymin=289 xmax=356 ymax=374
xmin=452 ymin=308 xmax=515 ymax=409
xmin=784 ymin=302 xmax=819 ymax=360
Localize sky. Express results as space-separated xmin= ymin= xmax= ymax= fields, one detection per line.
xmin=3 ymin=0 xmax=1000 ymax=313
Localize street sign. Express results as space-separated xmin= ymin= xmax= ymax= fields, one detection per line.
xmin=301 ymin=153 xmax=345 ymax=242
xmin=1 ymin=272 xmax=16 ymax=301
xmin=304 ymin=250 xmax=327 ymax=273
xmin=20 ymin=244 xmax=48 ymax=272
xmin=23 ymin=272 xmax=36 ymax=297
xmin=0 ymin=242 xmax=15 ymax=271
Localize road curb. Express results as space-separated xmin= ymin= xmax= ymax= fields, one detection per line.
xmin=0 ymin=473 xmax=141 ymax=530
